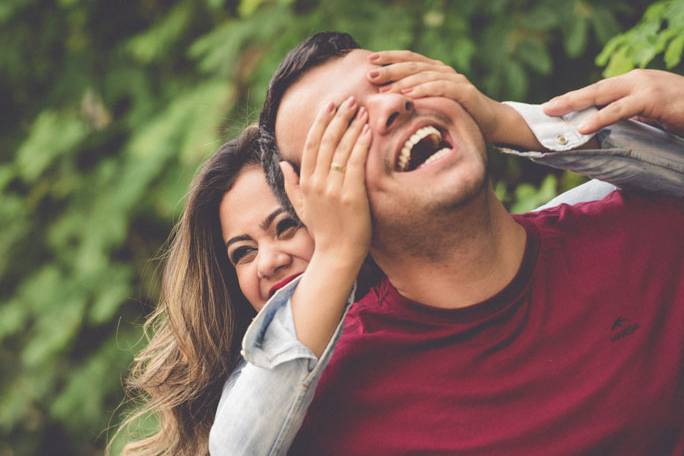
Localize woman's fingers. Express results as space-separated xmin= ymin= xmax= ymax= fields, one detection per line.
xmin=343 ymin=124 xmax=372 ymax=194
xmin=313 ymin=96 xmax=358 ymax=178
xmin=369 ymin=50 xmax=442 ymax=66
xmin=399 ymin=79 xmax=470 ymax=101
xmin=327 ymin=107 xmax=368 ymax=188
xmin=368 ymin=61 xmax=445 ymax=85
xmin=543 ymin=78 xmax=629 ymax=117
xmin=301 ymin=100 xmax=336 ymax=181
xmin=366 ymin=50 xmax=448 ymax=86
xmin=577 ymin=96 xmax=641 ymax=134
xmin=541 ymin=70 xmax=684 ymax=134
xmin=380 ymin=71 xmax=464 ymax=95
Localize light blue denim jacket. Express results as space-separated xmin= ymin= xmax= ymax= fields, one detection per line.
xmin=208 ymin=104 xmax=684 ymax=456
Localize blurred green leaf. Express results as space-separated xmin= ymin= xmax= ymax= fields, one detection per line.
xmin=565 ymin=16 xmax=588 ymax=57
xmin=15 ymin=111 xmax=88 ymax=182
xmin=127 ymin=2 xmax=193 ymax=64
xmin=665 ymin=33 xmax=684 ymax=67
xmin=0 ymin=195 xmax=28 ymax=277
xmin=520 ymin=5 xmax=559 ymax=31
xmin=518 ymin=39 xmax=553 ymax=75
xmin=0 ymin=298 xmax=28 ymax=341
xmin=89 ymin=266 xmax=132 ymax=324
xmin=590 ymin=7 xmax=622 ymax=44
xmin=597 ymin=0 xmax=684 ymax=76
xmin=506 ymin=60 xmax=529 ymax=100
xmin=239 ymin=0 xmax=266 ymax=17
xmin=51 ymin=335 xmax=135 ymax=432
xmin=603 ymin=46 xmax=635 ymax=76
xmin=0 ymin=0 xmax=29 ymax=23
xmin=511 ymin=175 xmax=558 ymax=213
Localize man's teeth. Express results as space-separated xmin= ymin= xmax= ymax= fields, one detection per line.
xmin=398 ymin=126 xmax=442 ymax=171
xmin=420 ymin=147 xmax=450 ymax=168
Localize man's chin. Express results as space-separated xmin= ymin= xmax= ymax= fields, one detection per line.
xmin=438 ymin=164 xmax=489 ymax=212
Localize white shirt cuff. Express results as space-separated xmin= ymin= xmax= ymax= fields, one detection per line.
xmin=504 ymin=101 xmax=597 ymax=151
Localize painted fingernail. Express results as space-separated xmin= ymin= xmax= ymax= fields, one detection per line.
xmin=369 ymin=70 xmax=380 ymax=79
xmin=369 ymin=53 xmax=380 ymax=62
xmin=326 ymin=101 xmax=336 ymax=113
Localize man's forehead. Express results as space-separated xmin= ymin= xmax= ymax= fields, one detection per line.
xmin=275 ymin=49 xmax=374 ymax=162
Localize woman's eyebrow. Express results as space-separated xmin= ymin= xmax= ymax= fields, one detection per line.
xmin=259 ymin=208 xmax=286 ymax=231
xmin=225 ymin=208 xmax=285 ymax=249
xmin=225 ymin=234 xmax=251 ymax=249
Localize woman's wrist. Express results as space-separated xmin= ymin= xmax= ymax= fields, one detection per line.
xmin=309 ymin=246 xmax=366 ymax=277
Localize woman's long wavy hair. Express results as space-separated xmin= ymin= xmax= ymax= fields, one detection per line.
xmin=111 ymin=125 xmax=261 ymax=455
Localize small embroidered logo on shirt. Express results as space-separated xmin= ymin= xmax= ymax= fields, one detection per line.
xmin=610 ymin=317 xmax=640 ymax=342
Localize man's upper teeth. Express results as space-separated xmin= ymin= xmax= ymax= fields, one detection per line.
xmin=398 ymin=126 xmax=442 ymax=171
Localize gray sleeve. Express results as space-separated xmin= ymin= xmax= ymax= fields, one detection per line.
xmin=502 ymin=103 xmax=684 ymax=198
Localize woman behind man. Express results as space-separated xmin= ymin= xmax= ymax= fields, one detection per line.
xmin=115 ymin=95 xmax=373 ymax=455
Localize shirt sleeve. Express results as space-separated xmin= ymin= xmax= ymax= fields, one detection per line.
xmin=501 ymin=102 xmax=684 ymax=198
xmin=504 ymin=101 xmax=597 ymax=151
xmin=208 ymin=276 xmax=354 ymax=456
xmin=240 ymin=276 xmax=317 ymax=371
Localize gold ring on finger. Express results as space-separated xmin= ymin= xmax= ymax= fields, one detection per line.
xmin=331 ymin=162 xmax=345 ymax=173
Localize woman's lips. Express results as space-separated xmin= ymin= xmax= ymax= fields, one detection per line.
xmin=268 ymin=273 xmax=303 ymax=298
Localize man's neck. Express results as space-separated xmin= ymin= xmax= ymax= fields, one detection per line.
xmin=371 ymin=190 xmax=527 ymax=310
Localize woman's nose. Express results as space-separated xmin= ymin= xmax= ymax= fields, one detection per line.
xmin=256 ymin=246 xmax=291 ymax=279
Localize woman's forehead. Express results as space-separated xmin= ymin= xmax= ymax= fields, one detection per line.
xmin=219 ymin=166 xmax=280 ymax=238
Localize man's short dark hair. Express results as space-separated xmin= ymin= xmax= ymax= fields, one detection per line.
xmin=257 ymin=32 xmax=384 ymax=294
xmin=258 ymin=31 xmax=360 ymax=210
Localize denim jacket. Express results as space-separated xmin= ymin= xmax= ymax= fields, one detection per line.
xmin=208 ymin=104 xmax=684 ymax=456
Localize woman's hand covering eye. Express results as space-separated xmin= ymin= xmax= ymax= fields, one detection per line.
xmin=366 ymin=50 xmax=507 ymax=144
xmin=280 ymin=95 xmax=372 ymax=263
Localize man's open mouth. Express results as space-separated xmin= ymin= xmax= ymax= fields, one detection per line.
xmin=395 ymin=125 xmax=453 ymax=172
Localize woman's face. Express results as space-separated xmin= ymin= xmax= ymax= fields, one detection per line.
xmin=219 ymin=165 xmax=314 ymax=311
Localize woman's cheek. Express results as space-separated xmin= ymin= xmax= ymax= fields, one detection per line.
xmin=238 ymin=265 xmax=263 ymax=312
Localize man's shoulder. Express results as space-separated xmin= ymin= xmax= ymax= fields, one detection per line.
xmin=518 ymin=189 xmax=683 ymax=252
xmin=522 ymin=189 xmax=680 ymax=226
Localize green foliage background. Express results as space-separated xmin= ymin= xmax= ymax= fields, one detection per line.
xmin=1 ymin=0 xmax=682 ymax=454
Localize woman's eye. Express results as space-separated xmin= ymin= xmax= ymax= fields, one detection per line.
xmin=276 ymin=217 xmax=300 ymax=239
xmin=229 ymin=246 xmax=256 ymax=265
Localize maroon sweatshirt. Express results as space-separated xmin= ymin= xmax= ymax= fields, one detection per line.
xmin=292 ymin=191 xmax=684 ymax=455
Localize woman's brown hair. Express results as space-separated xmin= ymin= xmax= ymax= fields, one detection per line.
xmin=111 ymin=125 xmax=261 ymax=455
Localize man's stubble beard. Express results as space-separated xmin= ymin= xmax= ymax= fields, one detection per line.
xmin=369 ymin=165 xmax=491 ymax=264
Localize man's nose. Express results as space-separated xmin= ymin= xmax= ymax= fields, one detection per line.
xmin=256 ymin=245 xmax=290 ymax=279
xmin=366 ymin=93 xmax=415 ymax=135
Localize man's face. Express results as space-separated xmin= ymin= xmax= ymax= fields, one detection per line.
xmin=275 ymin=49 xmax=488 ymax=243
